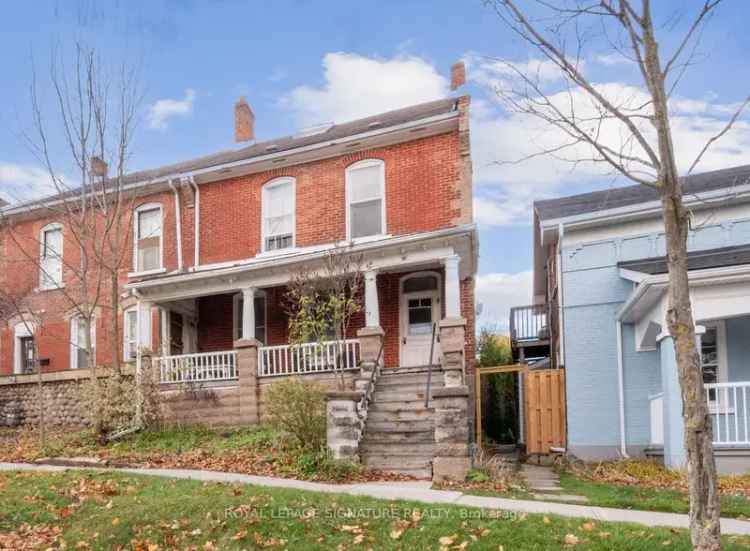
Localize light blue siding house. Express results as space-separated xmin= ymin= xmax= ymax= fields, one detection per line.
xmin=531 ymin=164 xmax=750 ymax=473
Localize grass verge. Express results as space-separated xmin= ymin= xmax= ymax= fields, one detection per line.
xmin=2 ymin=469 xmax=750 ymax=550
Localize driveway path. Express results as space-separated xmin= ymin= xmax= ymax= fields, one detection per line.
xmin=2 ymin=462 xmax=749 ymax=535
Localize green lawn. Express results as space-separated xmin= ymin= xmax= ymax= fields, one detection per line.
xmin=2 ymin=470 xmax=749 ymax=550
xmin=559 ymin=473 xmax=750 ymax=519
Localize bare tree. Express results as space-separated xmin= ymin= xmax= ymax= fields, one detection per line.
xmin=0 ymin=43 xmax=142 ymax=439
xmin=285 ymin=250 xmax=365 ymax=390
xmin=482 ymin=2 xmax=749 ymax=548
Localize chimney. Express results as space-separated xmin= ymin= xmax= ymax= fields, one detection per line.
xmin=90 ymin=156 xmax=108 ymax=178
xmin=235 ymin=97 xmax=255 ymax=143
xmin=450 ymin=61 xmax=466 ymax=91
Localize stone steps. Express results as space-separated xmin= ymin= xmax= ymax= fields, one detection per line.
xmin=359 ymin=367 xmax=441 ymax=479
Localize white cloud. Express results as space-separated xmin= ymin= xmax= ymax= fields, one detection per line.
xmin=595 ymin=53 xmax=634 ymax=66
xmin=476 ymin=271 xmax=533 ymax=332
xmin=279 ymin=52 xmax=448 ymax=126
xmin=279 ymin=52 xmax=750 ymax=228
xmin=0 ymin=163 xmax=59 ymax=205
xmin=147 ymin=88 xmax=196 ymax=130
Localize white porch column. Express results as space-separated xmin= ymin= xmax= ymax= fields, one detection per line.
xmin=137 ymin=300 xmax=153 ymax=350
xmin=443 ymin=255 xmax=461 ymax=319
xmin=364 ymin=270 xmax=380 ymax=327
xmin=241 ymin=287 xmax=256 ymax=340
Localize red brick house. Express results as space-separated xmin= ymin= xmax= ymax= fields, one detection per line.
xmin=0 ymin=96 xmax=477 ymax=478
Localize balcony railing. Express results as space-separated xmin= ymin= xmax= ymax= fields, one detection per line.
xmin=258 ymin=339 xmax=360 ymax=377
xmin=706 ymin=381 xmax=750 ymax=446
xmin=510 ymin=304 xmax=549 ymax=343
xmin=158 ymin=350 xmax=238 ymax=384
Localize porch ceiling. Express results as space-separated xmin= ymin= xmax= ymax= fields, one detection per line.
xmin=127 ymin=224 xmax=477 ymax=302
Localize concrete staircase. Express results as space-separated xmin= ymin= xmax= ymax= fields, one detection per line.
xmin=360 ymin=365 xmax=443 ymax=479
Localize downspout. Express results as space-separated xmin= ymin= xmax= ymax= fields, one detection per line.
xmin=556 ymin=223 xmax=566 ymax=368
xmin=616 ymin=319 xmax=630 ymax=458
xmin=167 ymin=179 xmax=184 ymax=272
xmin=187 ymin=176 xmax=200 ymax=269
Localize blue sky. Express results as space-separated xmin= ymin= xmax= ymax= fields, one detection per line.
xmin=1 ymin=1 xmax=749 ymax=331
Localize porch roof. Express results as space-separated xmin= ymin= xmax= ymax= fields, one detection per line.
xmin=618 ymin=245 xmax=750 ymax=276
xmin=126 ymin=224 xmax=478 ymax=302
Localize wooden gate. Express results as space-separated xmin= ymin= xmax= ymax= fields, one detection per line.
xmin=525 ymin=369 xmax=566 ymax=455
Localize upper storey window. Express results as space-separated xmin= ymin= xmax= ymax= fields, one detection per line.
xmin=40 ymin=224 xmax=63 ymax=290
xmin=134 ymin=204 xmax=163 ymax=273
xmin=262 ymin=177 xmax=295 ymax=252
xmin=346 ymin=160 xmax=385 ymax=240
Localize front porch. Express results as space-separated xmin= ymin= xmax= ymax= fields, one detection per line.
xmin=619 ymin=260 xmax=750 ymax=473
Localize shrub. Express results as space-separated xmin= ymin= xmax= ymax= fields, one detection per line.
xmin=265 ymin=377 xmax=326 ymax=450
xmin=465 ymin=468 xmax=491 ymax=483
xmin=293 ymin=448 xmax=363 ymax=481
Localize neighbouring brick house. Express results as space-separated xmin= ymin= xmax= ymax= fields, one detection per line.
xmin=0 ymin=95 xmax=478 ymax=479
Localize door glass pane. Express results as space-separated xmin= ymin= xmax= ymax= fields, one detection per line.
xmin=701 ymin=326 xmax=719 ymax=385
xmin=408 ymin=297 xmax=433 ymax=335
xmin=350 ymin=199 xmax=382 ymax=238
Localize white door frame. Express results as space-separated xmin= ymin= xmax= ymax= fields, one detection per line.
xmin=399 ymin=271 xmax=442 ymax=367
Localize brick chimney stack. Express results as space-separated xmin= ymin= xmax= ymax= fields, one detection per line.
xmin=450 ymin=61 xmax=466 ymax=91
xmin=235 ymin=97 xmax=255 ymax=143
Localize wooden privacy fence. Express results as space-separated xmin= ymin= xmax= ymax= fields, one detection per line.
xmin=525 ymin=368 xmax=566 ymax=455
xmin=475 ymin=365 xmax=566 ymax=455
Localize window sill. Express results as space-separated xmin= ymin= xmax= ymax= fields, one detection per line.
xmin=37 ymin=283 xmax=65 ymax=293
xmin=128 ymin=268 xmax=167 ymax=278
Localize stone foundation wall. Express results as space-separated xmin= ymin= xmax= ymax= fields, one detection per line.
xmin=160 ymin=371 xmax=357 ymax=426
xmin=0 ymin=368 xmax=135 ymax=427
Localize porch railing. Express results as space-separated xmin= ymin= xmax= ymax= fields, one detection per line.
xmin=706 ymin=382 xmax=750 ymax=446
xmin=158 ymin=350 xmax=238 ymax=384
xmin=258 ymin=339 xmax=360 ymax=377
xmin=649 ymin=393 xmax=664 ymax=446
xmin=510 ymin=304 xmax=549 ymax=343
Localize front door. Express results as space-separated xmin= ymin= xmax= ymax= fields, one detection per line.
xmin=400 ymin=274 xmax=441 ymax=367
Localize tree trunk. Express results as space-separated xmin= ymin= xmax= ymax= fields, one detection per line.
xmin=661 ymin=177 xmax=722 ymax=550
xmin=639 ymin=4 xmax=722 ymax=546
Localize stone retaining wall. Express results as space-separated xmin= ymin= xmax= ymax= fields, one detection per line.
xmin=0 ymin=368 xmax=135 ymax=427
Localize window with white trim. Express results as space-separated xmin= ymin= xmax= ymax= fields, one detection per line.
xmin=233 ymin=293 xmax=267 ymax=343
xmin=40 ymin=225 xmax=63 ymax=289
xmin=70 ymin=316 xmax=96 ymax=370
xmin=123 ymin=307 xmax=138 ymax=361
xmin=346 ymin=160 xmax=385 ymax=240
xmin=262 ymin=178 xmax=295 ymax=252
xmin=134 ymin=205 xmax=162 ymax=272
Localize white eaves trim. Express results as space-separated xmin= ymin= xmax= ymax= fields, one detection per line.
xmin=617 ymin=263 xmax=750 ymax=322
xmin=0 ymin=110 xmax=459 ymax=219
xmin=619 ymin=267 xmax=649 ymax=284
xmin=538 ymin=182 xmax=750 ymax=244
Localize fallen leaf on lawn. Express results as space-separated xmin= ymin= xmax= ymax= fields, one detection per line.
xmin=439 ymin=534 xmax=457 ymax=546
xmin=390 ymin=529 xmax=404 ymax=540
xmin=581 ymin=521 xmax=595 ymax=532
xmin=231 ymin=530 xmax=247 ymax=541
xmin=662 ymin=541 xmax=672 ymax=546
xmin=564 ymin=533 xmax=580 ymax=546
xmin=190 ymin=528 xmax=202 ymax=536
xmin=111 ymin=517 xmax=120 ymax=526
xmin=353 ymin=534 xmax=365 ymax=544
xmin=341 ymin=525 xmax=363 ymax=534
xmin=543 ymin=516 xmax=551 ymax=524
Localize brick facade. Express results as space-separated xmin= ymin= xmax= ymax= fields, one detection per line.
xmin=0 ymin=98 xmax=475 ymax=376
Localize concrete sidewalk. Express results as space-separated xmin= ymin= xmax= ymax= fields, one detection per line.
xmin=2 ymin=462 xmax=749 ymax=535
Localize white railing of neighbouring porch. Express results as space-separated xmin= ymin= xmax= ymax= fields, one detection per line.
xmin=258 ymin=339 xmax=360 ymax=377
xmin=158 ymin=350 xmax=238 ymax=384
xmin=706 ymin=381 xmax=750 ymax=446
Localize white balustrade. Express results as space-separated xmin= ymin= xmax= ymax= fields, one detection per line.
xmin=649 ymin=393 xmax=664 ymax=446
xmin=158 ymin=350 xmax=238 ymax=384
xmin=706 ymin=382 xmax=750 ymax=446
xmin=258 ymin=339 xmax=360 ymax=377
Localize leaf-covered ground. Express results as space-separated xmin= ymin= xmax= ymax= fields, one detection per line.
xmin=0 ymin=426 xmax=412 ymax=484
xmin=2 ymin=469 xmax=750 ymax=550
